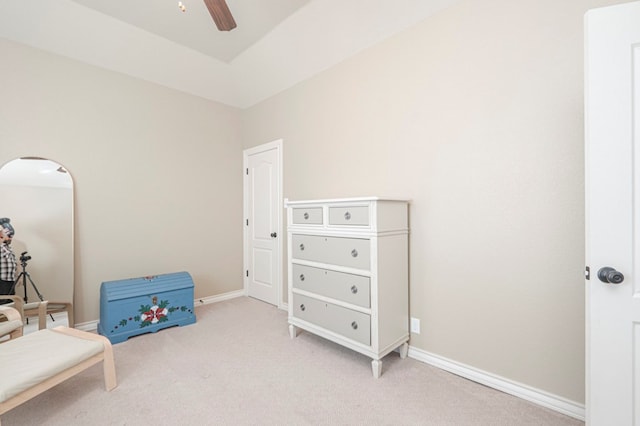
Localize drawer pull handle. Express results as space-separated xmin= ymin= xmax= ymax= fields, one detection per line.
xmin=350 ymin=285 xmax=358 ymax=294
xmin=299 ymin=274 xmax=305 ymax=282
xmin=300 ymin=243 xmax=305 ymax=251
xmin=351 ymin=249 xmax=358 ymax=257
xmin=344 ymin=211 xmax=351 ymax=220
xmin=303 ymin=212 xmax=309 ymax=220
xmin=351 ymin=321 xmax=358 ymax=330
xmin=300 ymin=304 xmax=306 ymax=312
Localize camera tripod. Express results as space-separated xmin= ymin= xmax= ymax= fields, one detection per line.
xmin=11 ymin=258 xmax=54 ymax=322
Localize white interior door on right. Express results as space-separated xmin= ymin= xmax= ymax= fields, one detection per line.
xmin=585 ymin=2 xmax=640 ymax=425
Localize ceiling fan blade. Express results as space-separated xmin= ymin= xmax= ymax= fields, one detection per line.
xmin=203 ymin=0 xmax=237 ymax=31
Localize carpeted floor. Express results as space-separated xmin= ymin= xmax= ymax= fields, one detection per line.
xmin=2 ymin=297 xmax=583 ymax=425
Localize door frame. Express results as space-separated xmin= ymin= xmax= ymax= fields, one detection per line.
xmin=242 ymin=139 xmax=284 ymax=309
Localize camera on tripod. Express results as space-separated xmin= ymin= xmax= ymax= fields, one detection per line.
xmin=20 ymin=251 xmax=32 ymax=265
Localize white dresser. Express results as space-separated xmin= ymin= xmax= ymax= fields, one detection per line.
xmin=285 ymin=197 xmax=409 ymax=377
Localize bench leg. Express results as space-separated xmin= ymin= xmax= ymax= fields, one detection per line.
xmin=51 ymin=326 xmax=117 ymax=390
xmin=102 ymin=342 xmax=117 ymax=391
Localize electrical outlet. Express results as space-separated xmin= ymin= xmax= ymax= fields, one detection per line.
xmin=410 ymin=317 xmax=421 ymax=334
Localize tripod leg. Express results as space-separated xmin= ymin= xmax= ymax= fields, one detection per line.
xmin=24 ymin=272 xmax=55 ymax=322
xmin=13 ymin=273 xmax=30 ymax=323
xmin=13 ymin=273 xmax=28 ymax=303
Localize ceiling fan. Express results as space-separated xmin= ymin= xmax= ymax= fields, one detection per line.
xmin=202 ymin=0 xmax=237 ymax=31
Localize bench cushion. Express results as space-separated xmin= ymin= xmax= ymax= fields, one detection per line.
xmin=0 ymin=329 xmax=104 ymax=402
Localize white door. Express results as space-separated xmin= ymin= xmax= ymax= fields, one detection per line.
xmin=243 ymin=141 xmax=282 ymax=306
xmin=585 ymin=3 xmax=640 ymax=425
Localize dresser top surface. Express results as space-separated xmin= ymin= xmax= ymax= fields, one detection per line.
xmin=285 ymin=197 xmax=410 ymax=206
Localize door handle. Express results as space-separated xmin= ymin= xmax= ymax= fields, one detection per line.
xmin=597 ymin=267 xmax=624 ymax=284
xmin=270 ymin=232 xmax=277 ymax=238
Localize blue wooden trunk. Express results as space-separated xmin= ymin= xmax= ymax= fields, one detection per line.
xmin=98 ymin=272 xmax=196 ymax=344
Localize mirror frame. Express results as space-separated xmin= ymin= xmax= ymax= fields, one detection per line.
xmin=0 ymin=157 xmax=74 ymax=326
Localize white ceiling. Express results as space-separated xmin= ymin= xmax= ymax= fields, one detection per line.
xmin=0 ymin=0 xmax=461 ymax=108
xmin=70 ymin=0 xmax=313 ymax=63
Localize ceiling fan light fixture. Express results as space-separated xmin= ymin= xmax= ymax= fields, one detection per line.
xmin=203 ymin=0 xmax=237 ymax=31
xmin=178 ymin=2 xmax=186 ymax=13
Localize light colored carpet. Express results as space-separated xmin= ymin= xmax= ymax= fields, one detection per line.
xmin=2 ymin=297 xmax=583 ymax=425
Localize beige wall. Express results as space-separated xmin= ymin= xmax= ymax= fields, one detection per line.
xmin=0 ymin=39 xmax=244 ymax=324
xmin=241 ymin=0 xmax=632 ymax=404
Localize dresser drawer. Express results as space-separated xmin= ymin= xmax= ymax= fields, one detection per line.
xmin=292 ymin=264 xmax=370 ymax=308
xmin=292 ymin=234 xmax=370 ymax=270
xmin=329 ymin=206 xmax=369 ymax=226
xmin=293 ymin=294 xmax=371 ymax=346
xmin=292 ymin=207 xmax=323 ymax=225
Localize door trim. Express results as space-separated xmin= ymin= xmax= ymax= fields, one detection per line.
xmin=243 ymin=139 xmax=284 ymax=309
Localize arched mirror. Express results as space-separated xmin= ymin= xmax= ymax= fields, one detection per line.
xmin=0 ymin=157 xmax=73 ymax=331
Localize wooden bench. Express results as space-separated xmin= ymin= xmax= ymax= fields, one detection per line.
xmin=0 ymin=326 xmax=117 ymax=424
xmin=0 ymin=306 xmax=23 ymax=341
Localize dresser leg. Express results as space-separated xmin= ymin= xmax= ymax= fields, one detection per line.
xmin=288 ymin=324 xmax=298 ymax=339
xmin=399 ymin=342 xmax=409 ymax=359
xmin=371 ymin=359 xmax=382 ymax=378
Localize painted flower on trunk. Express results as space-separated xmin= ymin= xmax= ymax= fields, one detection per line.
xmin=138 ymin=298 xmax=171 ymax=327
xmin=108 ymin=298 xmax=193 ymax=334
xmin=141 ymin=305 xmax=168 ymax=325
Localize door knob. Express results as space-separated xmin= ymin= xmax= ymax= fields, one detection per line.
xmin=270 ymin=232 xmax=277 ymax=238
xmin=597 ymin=267 xmax=624 ymax=284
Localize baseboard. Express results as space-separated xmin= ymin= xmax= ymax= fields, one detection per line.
xmin=74 ymin=319 xmax=99 ymax=332
xmin=407 ymin=346 xmax=585 ymax=421
xmin=74 ymin=290 xmax=246 ymax=333
xmin=194 ymin=289 xmax=245 ymax=306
